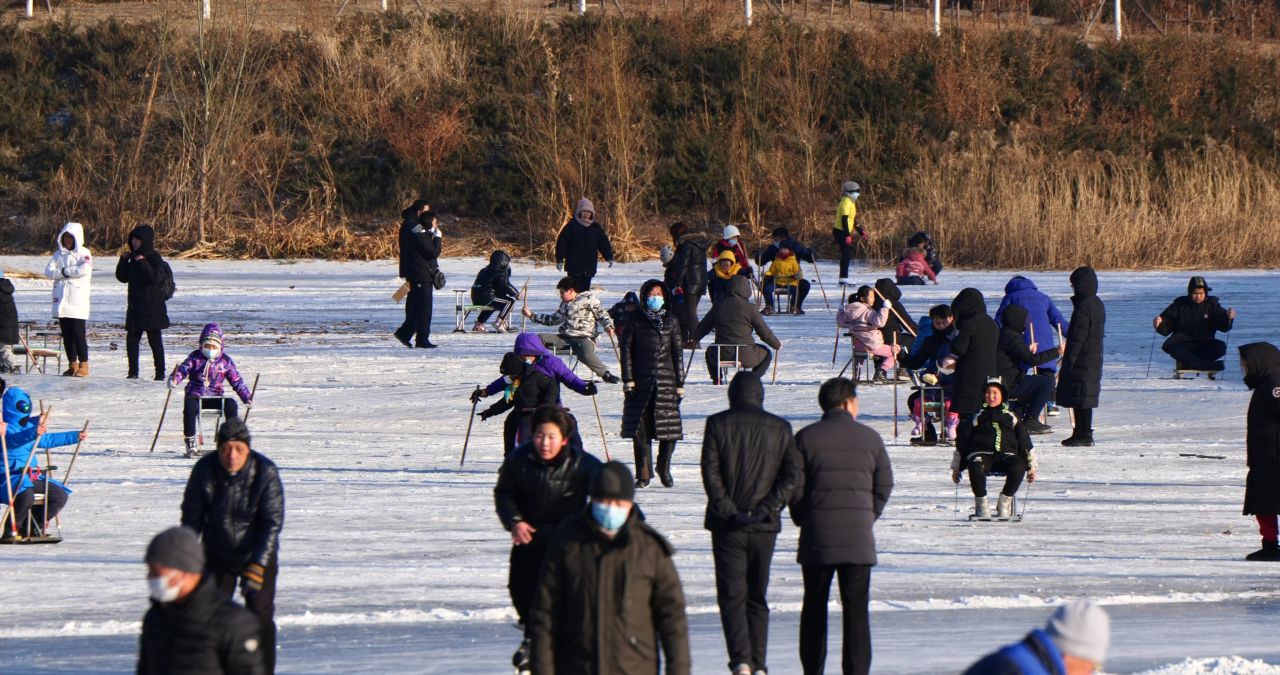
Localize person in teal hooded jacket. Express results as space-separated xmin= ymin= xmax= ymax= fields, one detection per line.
xmin=2 ymin=386 xmax=87 ymax=538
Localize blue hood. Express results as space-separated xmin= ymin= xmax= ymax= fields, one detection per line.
xmin=1004 ymin=275 xmax=1038 ymax=294
xmin=2 ymin=387 xmax=35 ymax=428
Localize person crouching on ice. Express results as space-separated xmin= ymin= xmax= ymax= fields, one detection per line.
xmin=2 ymin=384 xmax=87 ymax=540
xmin=169 ymin=323 xmax=253 ymax=457
xmin=951 ymin=381 xmax=1036 ymax=520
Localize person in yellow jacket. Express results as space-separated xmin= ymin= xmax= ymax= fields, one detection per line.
xmin=762 ymin=249 xmax=810 ymax=315
xmin=833 ymin=181 xmax=867 ymax=285
xmin=708 ymin=250 xmax=740 ymax=305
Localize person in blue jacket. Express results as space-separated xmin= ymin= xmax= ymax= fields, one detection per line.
xmin=2 ymin=385 xmax=87 ymax=539
xmin=996 ymin=276 xmax=1069 ymax=416
xmin=964 ymin=599 xmax=1110 ymax=675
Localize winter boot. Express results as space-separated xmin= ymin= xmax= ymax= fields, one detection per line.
xmin=471 ymin=322 xmax=488 ymax=333
xmin=1023 ymin=419 xmax=1052 ymax=435
xmin=656 ymin=442 xmax=675 ymax=488
xmin=838 ymin=278 xmax=850 ymax=286
xmin=944 ymin=417 xmax=959 ymax=444
xmin=184 ymin=437 xmax=199 ymax=458
xmin=1245 ymin=541 xmax=1280 ymax=562
xmin=513 ymin=638 xmax=532 ymax=674
xmin=996 ymin=493 xmax=1015 ymax=519
xmin=74 ymin=361 xmax=90 ymax=377
xmin=62 ymin=360 xmax=79 ymax=377
xmin=732 ymin=664 xmax=753 ymax=675
xmin=910 ymin=418 xmax=923 ymax=437
xmin=126 ymin=370 xmax=139 ymax=380
xmin=155 ymin=367 xmax=166 ymax=382
xmin=974 ymin=495 xmax=991 ymax=519
xmin=1061 ymin=430 xmax=1095 ymax=447
xmin=872 ymin=369 xmax=889 ymax=384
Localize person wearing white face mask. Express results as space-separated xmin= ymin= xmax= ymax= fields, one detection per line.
xmin=138 ymin=526 xmax=266 ymax=674
xmin=833 ymin=181 xmax=868 ymax=285
xmin=619 ymin=280 xmax=685 ymax=488
xmin=707 ymin=224 xmax=754 ymax=280
xmin=168 ymin=323 xmax=254 ymax=458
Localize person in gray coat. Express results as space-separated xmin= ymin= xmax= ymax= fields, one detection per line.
xmin=693 ymin=275 xmax=782 ymax=384
xmin=790 ymin=378 xmax=893 ymax=675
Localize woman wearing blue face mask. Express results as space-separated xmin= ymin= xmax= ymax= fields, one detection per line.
xmin=619 ymin=280 xmax=686 ymax=488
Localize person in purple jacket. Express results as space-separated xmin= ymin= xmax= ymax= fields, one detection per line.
xmin=169 ymin=323 xmax=253 ymax=457
xmin=474 ymin=333 xmax=597 ymax=404
xmin=995 ymin=276 xmax=1069 ymax=417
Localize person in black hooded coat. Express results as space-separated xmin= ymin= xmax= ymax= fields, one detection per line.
xmin=1057 ymin=266 xmax=1105 ymax=447
xmin=621 ymin=280 xmax=686 ymax=488
xmin=874 ymin=278 xmax=918 ymax=351
xmin=996 ymin=305 xmax=1062 ymax=432
xmin=949 ymin=288 xmax=1000 ymax=456
xmin=1239 ymin=342 xmax=1280 ymax=561
xmin=0 ymin=272 xmax=18 ymax=374
xmin=479 ymin=352 xmax=561 ymax=456
xmin=115 ymin=224 xmax=171 ymax=380
xmin=664 ymin=222 xmax=709 ymax=344
xmin=694 ymin=275 xmax=782 ymax=384
xmin=1155 ymin=276 xmax=1235 ymax=371
xmin=470 ymin=250 xmax=520 ymax=332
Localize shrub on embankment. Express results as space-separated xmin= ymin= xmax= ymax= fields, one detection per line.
xmin=1 ymin=9 xmax=1278 ymax=267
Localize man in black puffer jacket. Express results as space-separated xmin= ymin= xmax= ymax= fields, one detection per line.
xmin=1155 ymin=276 xmax=1236 ymax=372
xmin=949 ymin=288 xmax=1000 ymax=454
xmin=395 ymin=200 xmax=442 ymax=349
xmin=694 ymin=276 xmax=782 ymax=384
xmin=181 ymin=418 xmax=284 ymax=673
xmin=138 ymin=526 xmax=266 ymax=675
xmin=471 ymin=250 xmax=521 ymax=332
xmin=663 ymin=222 xmax=709 ymax=344
xmin=996 ymin=305 xmax=1062 ymax=433
xmin=494 ymin=406 xmax=602 ymax=670
xmin=791 ymin=378 xmax=893 ymax=675
xmin=1058 ymin=266 xmax=1106 ymax=447
xmin=701 ymin=371 xmax=800 ymax=675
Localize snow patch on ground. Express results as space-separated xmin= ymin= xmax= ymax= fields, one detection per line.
xmin=1129 ymin=656 xmax=1280 ymax=674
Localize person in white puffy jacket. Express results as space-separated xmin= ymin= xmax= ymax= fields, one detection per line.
xmin=44 ymin=222 xmax=93 ymax=377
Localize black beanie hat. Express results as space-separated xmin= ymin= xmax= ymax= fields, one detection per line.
xmin=983 ymin=379 xmax=1010 ymax=403
xmin=145 ymin=526 xmax=205 ymax=573
xmin=1188 ymin=276 xmax=1211 ymax=293
xmin=591 ymin=461 xmax=636 ymax=502
xmin=215 ymin=416 xmax=251 ymax=448
xmin=499 ymin=352 xmax=528 ymax=378
xmin=771 ymin=227 xmax=789 ymax=239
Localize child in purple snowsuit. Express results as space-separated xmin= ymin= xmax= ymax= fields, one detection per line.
xmin=168 ymin=323 xmax=253 ymax=455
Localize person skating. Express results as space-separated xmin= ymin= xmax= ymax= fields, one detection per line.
xmin=951 ymin=381 xmax=1038 ymax=519
xmin=115 ymin=224 xmax=172 ymax=380
xmin=949 ymin=288 xmax=1000 ymax=453
xmin=180 ymin=417 xmax=284 ymax=674
xmin=1155 ymin=276 xmax=1236 ymax=373
xmin=479 ymin=353 xmax=561 ymax=456
xmin=701 ymin=371 xmax=800 ymax=675
xmin=530 ymin=461 xmax=691 ymax=675
xmin=473 ymin=333 xmax=598 ymax=406
xmin=996 ymin=275 xmax=1070 ymax=417
xmin=694 ymin=275 xmax=782 ymax=384
xmin=0 ymin=270 xmax=18 ymax=374
xmin=470 ymin=250 xmax=520 ymax=333
xmin=44 ymin=221 xmax=92 ymax=377
xmin=996 ymin=305 xmax=1063 ymax=433
xmin=895 ymin=247 xmax=937 ymax=286
xmin=493 ymin=405 xmax=602 ymax=672
xmin=836 ymin=286 xmax=901 ymax=383
xmin=663 ymin=222 xmax=709 ymax=344
xmin=394 ymin=201 xmax=442 ymax=349
xmin=620 ymin=280 xmax=685 ymax=488
xmin=554 ymin=197 xmax=614 ymax=292
xmin=832 ymin=181 xmax=866 ymax=284
xmin=709 ymin=250 xmax=743 ymax=305
xmin=1057 ymin=267 xmax=1105 ymax=447
xmin=963 ymin=599 xmax=1110 ymax=675
xmin=1 ymin=386 xmax=86 ymax=540
xmin=522 ymin=277 xmax=619 ymax=383
xmin=707 ymin=224 xmax=754 ymax=279
xmin=1238 ymin=342 xmax=1280 ymax=561
xmin=168 ymin=324 xmax=254 ymax=458
xmin=761 ymin=248 xmax=809 ymax=315
xmin=790 ymin=378 xmax=893 ymax=675
xmin=137 ymin=526 xmax=267 ymax=675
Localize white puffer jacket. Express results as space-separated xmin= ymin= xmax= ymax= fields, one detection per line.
xmin=44 ymin=222 xmax=93 ymax=320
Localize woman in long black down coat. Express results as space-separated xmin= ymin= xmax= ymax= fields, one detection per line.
xmin=1239 ymin=342 xmax=1280 ymax=561
xmin=115 ymin=224 xmax=171 ymax=380
xmin=1057 ymin=266 xmax=1105 ymax=447
xmin=620 ymin=279 xmax=685 ymax=488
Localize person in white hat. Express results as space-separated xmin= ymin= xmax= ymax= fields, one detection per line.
xmin=706 ymin=224 xmax=754 ymax=280
xmin=833 ymin=181 xmax=867 ymax=285
xmin=963 ymin=598 xmax=1111 ymax=674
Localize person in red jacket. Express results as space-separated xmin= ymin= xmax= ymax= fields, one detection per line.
xmin=895 ymin=248 xmax=938 ymax=286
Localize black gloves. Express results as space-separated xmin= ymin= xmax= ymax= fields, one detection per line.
xmin=731 ymin=510 xmax=766 ymax=528
xmin=583 ymin=382 xmax=598 ymax=396
xmin=479 ymin=410 xmax=495 ymax=421
xmin=470 ymin=389 xmax=484 ymax=404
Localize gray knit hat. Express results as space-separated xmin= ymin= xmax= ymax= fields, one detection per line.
xmin=1044 ymin=599 xmax=1110 ymax=664
xmin=145 ymin=526 xmax=205 ymax=573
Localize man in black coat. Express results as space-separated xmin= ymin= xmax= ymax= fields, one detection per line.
xmin=1238 ymin=342 xmax=1280 ymax=561
xmin=694 ymin=276 xmax=782 ymax=384
xmin=949 ymin=288 xmax=1000 ymax=455
xmin=0 ymin=271 xmax=18 ymax=374
xmin=790 ymin=378 xmax=893 ymax=675
xmin=471 ymin=250 xmax=521 ymax=332
xmin=395 ymin=200 xmax=442 ymax=349
xmin=181 ymin=417 xmax=284 ymax=673
xmin=996 ymin=305 xmax=1063 ymax=433
xmin=1155 ymin=276 xmax=1236 ymax=372
xmin=554 ymin=197 xmax=614 ymax=292
xmin=138 ymin=526 xmax=266 ymax=675
xmin=115 ymin=224 xmax=171 ymax=380
xmin=1057 ymin=266 xmax=1106 ymax=447
xmin=663 ymin=222 xmax=709 ymax=343
xmin=494 ymin=405 xmax=602 ymax=669
xmin=701 ymin=371 xmax=800 ymax=675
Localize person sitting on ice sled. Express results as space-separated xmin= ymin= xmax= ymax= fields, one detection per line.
xmin=951 ymin=381 xmax=1037 ymax=520
xmin=169 ymin=323 xmax=253 ymax=457
xmin=836 ymin=286 xmax=902 ymax=383
xmin=901 ymin=304 xmax=960 ymax=445
xmin=1154 ymin=276 xmax=1236 ymax=373
xmin=479 ymin=352 xmax=561 ymax=457
xmin=2 ymin=384 xmax=87 ymax=540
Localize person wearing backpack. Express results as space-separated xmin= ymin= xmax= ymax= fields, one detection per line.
xmin=116 ymin=224 xmax=172 ymax=380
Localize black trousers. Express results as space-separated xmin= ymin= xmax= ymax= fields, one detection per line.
xmin=832 ymin=230 xmax=853 ymax=279
xmin=183 ymin=397 xmax=239 ymax=438
xmin=800 ymin=563 xmax=872 ymax=675
xmin=1165 ymin=339 xmax=1227 ymax=371
xmin=967 ymin=454 xmax=1027 ymax=498
xmin=12 ymin=480 xmax=69 ymax=532
xmin=632 ymin=396 xmax=675 ymax=483
xmin=763 ymin=279 xmax=811 ymax=311
xmin=508 ymin=532 xmax=552 ymax=632
xmin=395 ymin=282 xmax=434 ymax=347
xmin=1010 ymin=374 xmax=1054 ymax=422
xmin=503 ymin=410 xmax=534 ymax=457
xmin=476 ymin=294 xmax=517 ymax=325
xmin=1073 ymin=407 xmax=1094 ymax=434
xmin=567 ymin=272 xmax=593 ymax=293
xmin=213 ymin=561 xmax=278 ymax=674
xmin=712 ymin=530 xmax=778 ymax=672
xmin=127 ymin=328 xmax=165 ymax=377
xmin=58 ymin=317 xmax=88 ymax=363
xmin=705 ymin=344 xmax=771 ymax=384
xmin=895 ymin=275 xmax=926 ymax=286
xmin=674 ymin=292 xmax=703 ymax=343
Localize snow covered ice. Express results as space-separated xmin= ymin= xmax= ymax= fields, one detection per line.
xmin=1 ymin=255 xmax=1279 ymax=674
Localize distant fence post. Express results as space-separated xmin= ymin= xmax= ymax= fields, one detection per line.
xmin=1114 ymin=0 xmax=1123 ymax=39
xmin=202 ymin=0 xmax=211 ymax=20
xmin=933 ymin=0 xmax=941 ymax=34
xmin=578 ymin=0 xmax=586 ymax=14
xmin=745 ymin=0 xmax=753 ymax=25
xmin=25 ymin=0 xmax=33 ymax=17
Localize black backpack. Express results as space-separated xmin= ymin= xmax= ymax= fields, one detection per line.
xmin=156 ymin=259 xmax=176 ymax=300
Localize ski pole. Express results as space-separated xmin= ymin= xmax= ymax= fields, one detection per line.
xmin=2 ymin=433 xmax=17 ymax=538
xmin=242 ymin=374 xmax=261 ymax=424
xmin=954 ymin=479 xmax=960 ymax=522
xmin=892 ymin=333 xmax=899 ymax=441
xmin=1020 ymin=477 xmax=1035 ymax=519
xmin=810 ymin=259 xmax=831 ymax=312
xmin=682 ymin=346 xmax=697 ymax=382
xmin=771 ymin=346 xmax=780 ymax=385
xmin=61 ymin=421 xmax=90 ymax=486
xmin=831 ymin=321 xmax=841 ymax=366
xmin=1144 ymin=328 xmax=1157 ymax=379
xmin=519 ymin=278 xmax=530 ymax=333
xmin=149 ymin=388 xmax=173 ymax=454
xmin=838 ymin=355 xmax=854 ymax=379
xmin=589 ymin=379 xmax=611 ymax=462
xmin=10 ymin=408 xmax=50 ymax=536
xmin=608 ymin=332 xmax=621 ymax=369
xmin=459 ymin=386 xmax=481 ymax=467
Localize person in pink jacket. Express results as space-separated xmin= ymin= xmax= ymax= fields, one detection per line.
xmin=895 ymin=248 xmax=938 ymax=286
xmin=837 ymin=286 xmax=902 ymax=382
